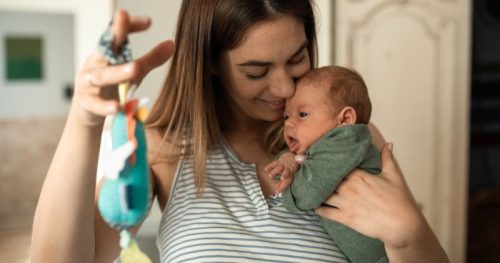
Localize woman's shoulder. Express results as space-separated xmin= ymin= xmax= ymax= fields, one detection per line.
xmin=145 ymin=127 xmax=182 ymax=209
xmin=145 ymin=127 xmax=182 ymax=163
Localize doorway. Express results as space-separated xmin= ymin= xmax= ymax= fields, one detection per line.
xmin=468 ymin=0 xmax=500 ymax=262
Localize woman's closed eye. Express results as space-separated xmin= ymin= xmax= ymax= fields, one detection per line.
xmin=245 ymin=69 xmax=268 ymax=80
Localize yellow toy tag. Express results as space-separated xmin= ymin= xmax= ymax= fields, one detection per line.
xmin=118 ymin=82 xmax=130 ymax=107
xmin=120 ymin=239 xmax=152 ymax=263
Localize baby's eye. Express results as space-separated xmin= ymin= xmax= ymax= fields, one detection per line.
xmin=299 ymin=112 xmax=308 ymax=118
xmin=283 ymin=115 xmax=289 ymax=120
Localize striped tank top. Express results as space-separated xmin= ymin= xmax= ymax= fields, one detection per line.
xmin=156 ymin=140 xmax=348 ymax=262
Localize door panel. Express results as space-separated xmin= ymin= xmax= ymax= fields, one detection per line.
xmin=334 ymin=1 xmax=470 ymax=262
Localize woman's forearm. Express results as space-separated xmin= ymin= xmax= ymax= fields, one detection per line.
xmin=31 ymin=109 xmax=103 ymax=262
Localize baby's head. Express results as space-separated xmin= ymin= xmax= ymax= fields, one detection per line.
xmin=284 ymin=66 xmax=372 ymax=154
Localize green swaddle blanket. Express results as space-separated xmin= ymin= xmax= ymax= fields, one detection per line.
xmin=283 ymin=124 xmax=388 ymax=263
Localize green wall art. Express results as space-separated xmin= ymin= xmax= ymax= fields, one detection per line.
xmin=5 ymin=36 xmax=43 ymax=80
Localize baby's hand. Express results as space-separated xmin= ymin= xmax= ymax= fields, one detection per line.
xmin=265 ymin=152 xmax=300 ymax=193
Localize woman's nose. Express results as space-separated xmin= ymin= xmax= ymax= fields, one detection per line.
xmin=269 ymin=70 xmax=296 ymax=99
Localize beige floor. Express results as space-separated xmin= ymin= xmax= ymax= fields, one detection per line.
xmin=0 ymin=214 xmax=33 ymax=263
xmin=0 ymin=213 xmax=160 ymax=263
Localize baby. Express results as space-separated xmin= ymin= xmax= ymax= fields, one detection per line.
xmin=265 ymin=66 xmax=388 ymax=263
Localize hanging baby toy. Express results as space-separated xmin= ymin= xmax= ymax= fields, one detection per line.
xmin=96 ymin=25 xmax=152 ymax=263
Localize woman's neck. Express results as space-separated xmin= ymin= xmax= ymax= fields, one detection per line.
xmin=222 ymin=114 xmax=272 ymax=158
xmin=223 ymin=111 xmax=269 ymax=141
xmin=223 ymin=125 xmax=272 ymax=165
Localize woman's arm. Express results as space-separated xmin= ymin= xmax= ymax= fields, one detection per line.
xmin=31 ymin=10 xmax=174 ymax=262
xmin=31 ymin=112 xmax=103 ymax=262
xmin=315 ymin=143 xmax=449 ymax=263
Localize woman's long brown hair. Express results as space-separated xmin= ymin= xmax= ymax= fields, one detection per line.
xmin=145 ymin=0 xmax=318 ymax=195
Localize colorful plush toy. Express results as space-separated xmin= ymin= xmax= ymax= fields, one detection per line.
xmin=96 ymin=26 xmax=152 ymax=263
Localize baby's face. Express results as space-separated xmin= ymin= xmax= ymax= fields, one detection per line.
xmin=283 ymin=82 xmax=339 ymax=154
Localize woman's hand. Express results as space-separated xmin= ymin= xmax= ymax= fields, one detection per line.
xmin=72 ymin=10 xmax=175 ymax=127
xmin=315 ymin=143 xmax=449 ymax=263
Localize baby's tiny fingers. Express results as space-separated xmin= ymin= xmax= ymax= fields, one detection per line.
xmin=264 ymin=160 xmax=278 ymax=172
xmin=269 ymin=164 xmax=284 ymax=176
xmin=276 ymin=177 xmax=292 ymax=193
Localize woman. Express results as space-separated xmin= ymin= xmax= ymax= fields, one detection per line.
xmin=31 ymin=1 xmax=449 ymax=262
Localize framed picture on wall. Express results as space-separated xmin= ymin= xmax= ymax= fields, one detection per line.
xmin=4 ymin=36 xmax=44 ymax=81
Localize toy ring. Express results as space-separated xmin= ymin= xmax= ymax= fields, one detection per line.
xmin=98 ymin=26 xmax=133 ymax=65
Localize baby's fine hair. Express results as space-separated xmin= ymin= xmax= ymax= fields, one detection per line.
xmin=300 ymin=66 xmax=372 ymax=124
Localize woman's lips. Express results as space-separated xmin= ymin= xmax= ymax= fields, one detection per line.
xmin=257 ymin=99 xmax=285 ymax=111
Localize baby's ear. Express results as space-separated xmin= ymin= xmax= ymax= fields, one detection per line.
xmin=337 ymin=106 xmax=357 ymax=125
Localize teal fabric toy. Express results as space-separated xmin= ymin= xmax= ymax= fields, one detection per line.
xmin=98 ymin=94 xmax=152 ymax=262
xmin=96 ymin=26 xmax=152 ymax=263
xmin=98 ymin=99 xmax=150 ymax=230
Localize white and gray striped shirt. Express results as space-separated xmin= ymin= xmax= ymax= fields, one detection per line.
xmin=157 ymin=140 xmax=348 ymax=262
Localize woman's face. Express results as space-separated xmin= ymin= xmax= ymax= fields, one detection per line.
xmin=216 ymin=15 xmax=311 ymax=123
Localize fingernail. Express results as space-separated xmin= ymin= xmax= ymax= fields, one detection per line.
xmin=387 ymin=142 xmax=393 ymax=152
xmin=139 ymin=16 xmax=150 ymax=23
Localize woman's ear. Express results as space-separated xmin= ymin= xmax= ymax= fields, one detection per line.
xmin=336 ymin=106 xmax=357 ymax=125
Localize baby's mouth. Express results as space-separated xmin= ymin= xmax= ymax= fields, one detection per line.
xmin=286 ymin=136 xmax=300 ymax=154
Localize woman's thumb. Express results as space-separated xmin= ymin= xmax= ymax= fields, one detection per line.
xmin=380 ymin=142 xmax=399 ymax=178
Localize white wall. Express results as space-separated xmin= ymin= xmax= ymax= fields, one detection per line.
xmin=315 ymin=0 xmax=333 ymax=67
xmin=117 ymin=0 xmax=182 ymax=103
xmin=0 ymin=0 xmax=113 ymax=69
xmin=0 ymin=0 xmax=113 ymax=119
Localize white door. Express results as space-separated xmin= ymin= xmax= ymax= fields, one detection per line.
xmin=0 ymin=11 xmax=74 ymax=118
xmin=333 ymin=1 xmax=471 ymax=262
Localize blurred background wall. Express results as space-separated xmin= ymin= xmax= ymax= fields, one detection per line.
xmin=0 ymin=1 xmax=112 ymax=262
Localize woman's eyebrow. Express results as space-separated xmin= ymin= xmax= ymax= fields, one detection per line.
xmin=237 ymin=60 xmax=272 ymax=67
xmin=237 ymin=40 xmax=308 ymax=67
